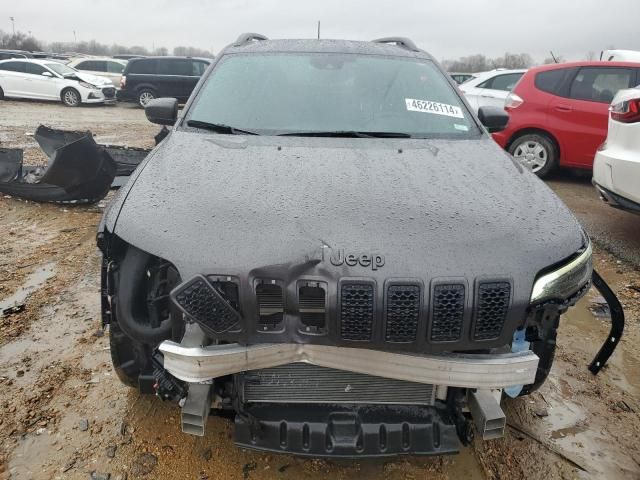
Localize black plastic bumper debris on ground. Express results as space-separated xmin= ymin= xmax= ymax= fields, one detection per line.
xmin=0 ymin=136 xmax=116 ymax=204
xmin=0 ymin=125 xmax=158 ymax=204
xmin=34 ymin=125 xmax=151 ymax=188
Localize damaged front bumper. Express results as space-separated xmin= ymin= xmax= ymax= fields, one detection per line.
xmin=158 ymin=341 xmax=539 ymax=389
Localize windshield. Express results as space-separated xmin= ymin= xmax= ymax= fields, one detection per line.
xmin=45 ymin=62 xmax=77 ymax=77
xmin=187 ymin=53 xmax=478 ymax=137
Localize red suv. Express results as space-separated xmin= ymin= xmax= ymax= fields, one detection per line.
xmin=493 ymin=62 xmax=640 ymax=177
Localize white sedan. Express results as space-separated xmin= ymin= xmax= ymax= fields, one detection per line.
xmin=593 ymin=87 xmax=640 ymax=214
xmin=0 ymin=58 xmax=115 ymax=106
xmin=459 ymin=68 xmax=526 ymax=113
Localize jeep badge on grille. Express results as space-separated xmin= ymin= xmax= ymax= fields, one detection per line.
xmin=329 ymin=249 xmax=385 ymax=270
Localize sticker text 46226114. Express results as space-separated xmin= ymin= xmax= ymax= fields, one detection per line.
xmin=405 ymin=98 xmax=464 ymax=119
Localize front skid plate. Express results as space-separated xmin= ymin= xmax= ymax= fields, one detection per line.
xmin=235 ymin=404 xmax=460 ymax=458
xmin=158 ymin=341 xmax=539 ymax=389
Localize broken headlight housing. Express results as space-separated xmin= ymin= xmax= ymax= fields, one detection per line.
xmin=530 ymin=241 xmax=593 ymax=304
xmin=79 ymin=81 xmax=99 ymax=90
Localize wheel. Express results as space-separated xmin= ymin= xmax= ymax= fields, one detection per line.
xmin=104 ymin=246 xmax=181 ymax=392
xmin=137 ymin=89 xmax=156 ymax=107
xmin=109 ymin=313 xmax=154 ymax=391
xmin=0 ymin=86 xmax=4 ymax=100
xmin=61 ymin=88 xmax=81 ymax=107
xmin=508 ymin=133 xmax=558 ymax=178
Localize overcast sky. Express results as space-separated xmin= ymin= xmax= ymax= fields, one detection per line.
xmin=5 ymin=0 xmax=640 ymax=61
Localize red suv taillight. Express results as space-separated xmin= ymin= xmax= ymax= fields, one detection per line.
xmin=120 ymin=75 xmax=126 ymax=89
xmin=504 ymin=92 xmax=524 ymax=110
xmin=610 ymin=98 xmax=640 ymax=123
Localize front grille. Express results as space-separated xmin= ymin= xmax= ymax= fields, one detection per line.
xmin=256 ymin=283 xmax=283 ymax=327
xmin=243 ymin=363 xmax=435 ymax=405
xmin=385 ymin=285 xmax=420 ymax=342
xmin=172 ymin=277 xmax=240 ymax=333
xmin=299 ymin=285 xmax=326 ymax=328
xmin=431 ymin=284 xmax=465 ymax=342
xmin=102 ymin=87 xmax=115 ymax=98
xmin=474 ymin=282 xmax=511 ymax=340
xmin=340 ymin=284 xmax=374 ymax=341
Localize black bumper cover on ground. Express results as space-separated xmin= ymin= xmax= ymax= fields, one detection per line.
xmin=0 ymin=135 xmax=116 ymax=204
xmin=235 ymin=404 xmax=459 ymax=458
xmin=35 ymin=125 xmax=151 ymax=188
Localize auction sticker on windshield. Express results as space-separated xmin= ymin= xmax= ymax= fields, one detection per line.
xmin=405 ymin=99 xmax=464 ymax=118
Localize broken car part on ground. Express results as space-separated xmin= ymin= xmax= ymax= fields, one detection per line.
xmin=0 ymin=125 xmax=156 ymax=204
xmin=96 ymin=34 xmax=625 ymax=459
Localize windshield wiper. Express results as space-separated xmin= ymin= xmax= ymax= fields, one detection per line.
xmin=277 ymin=130 xmax=411 ymax=138
xmin=186 ymin=120 xmax=260 ymax=135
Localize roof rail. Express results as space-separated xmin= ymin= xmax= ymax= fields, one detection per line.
xmin=234 ymin=33 xmax=269 ymax=47
xmin=372 ymin=37 xmax=419 ymax=52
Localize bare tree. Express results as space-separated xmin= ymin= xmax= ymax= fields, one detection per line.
xmin=173 ymin=46 xmax=213 ymax=58
xmin=585 ymin=51 xmax=596 ymax=61
xmin=0 ymin=30 xmax=42 ymax=51
xmin=443 ymin=52 xmax=533 ymax=72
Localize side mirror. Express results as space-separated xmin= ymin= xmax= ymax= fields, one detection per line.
xmin=42 ymin=71 xmax=53 ymax=77
xmin=145 ymin=98 xmax=178 ymax=126
xmin=477 ymin=106 xmax=509 ymax=133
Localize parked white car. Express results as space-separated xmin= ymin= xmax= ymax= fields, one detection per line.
xmin=593 ymin=87 xmax=640 ymax=213
xmin=459 ymin=68 xmax=526 ymax=112
xmin=0 ymin=59 xmax=115 ymax=106
xmin=66 ymin=57 xmax=128 ymax=87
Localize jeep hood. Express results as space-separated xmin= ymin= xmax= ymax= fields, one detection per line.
xmin=111 ymin=131 xmax=584 ymax=296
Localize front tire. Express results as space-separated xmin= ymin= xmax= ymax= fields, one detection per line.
xmin=109 ymin=313 xmax=154 ymax=391
xmin=137 ymin=89 xmax=156 ymax=108
xmin=0 ymin=86 xmax=4 ymax=100
xmin=61 ymin=88 xmax=81 ymax=107
xmin=508 ymin=133 xmax=558 ymax=178
xmin=104 ymin=246 xmax=181 ymax=392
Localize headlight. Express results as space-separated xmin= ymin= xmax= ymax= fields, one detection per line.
xmin=79 ymin=81 xmax=99 ymax=89
xmin=530 ymin=242 xmax=593 ymax=304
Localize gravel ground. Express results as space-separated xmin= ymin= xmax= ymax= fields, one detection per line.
xmin=0 ymin=100 xmax=639 ymax=480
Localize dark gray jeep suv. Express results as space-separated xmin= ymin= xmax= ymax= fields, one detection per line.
xmin=98 ymin=34 xmax=616 ymax=458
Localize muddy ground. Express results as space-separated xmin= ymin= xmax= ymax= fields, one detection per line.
xmin=0 ymin=99 xmax=639 ymax=480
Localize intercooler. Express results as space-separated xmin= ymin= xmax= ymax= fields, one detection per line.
xmin=241 ymin=363 xmax=436 ymax=405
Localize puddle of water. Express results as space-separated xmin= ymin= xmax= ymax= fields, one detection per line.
xmin=550 ymin=424 xmax=588 ymax=440
xmin=0 ymin=262 xmax=56 ymax=314
xmin=562 ymin=286 xmax=640 ymax=398
xmin=0 ymin=265 xmax=98 ymax=389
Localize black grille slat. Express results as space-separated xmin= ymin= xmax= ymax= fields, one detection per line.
xmin=474 ymin=282 xmax=510 ymax=340
xmin=385 ymin=285 xmax=420 ymax=342
xmin=173 ymin=277 xmax=240 ymax=333
xmin=256 ymin=283 xmax=283 ymax=325
xmin=340 ymin=284 xmax=374 ymax=341
xmin=431 ymin=284 xmax=465 ymax=342
xmin=299 ymin=286 xmax=326 ymax=328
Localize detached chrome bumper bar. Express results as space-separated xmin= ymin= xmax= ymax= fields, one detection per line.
xmin=158 ymin=342 xmax=539 ymax=389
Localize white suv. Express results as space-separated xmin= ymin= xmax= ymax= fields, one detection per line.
xmin=593 ymin=87 xmax=640 ymax=214
xmin=459 ymin=68 xmax=526 ymax=113
xmin=0 ymin=59 xmax=115 ymax=106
